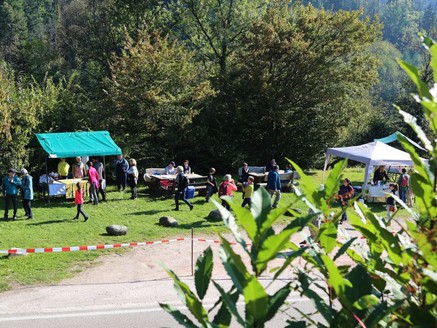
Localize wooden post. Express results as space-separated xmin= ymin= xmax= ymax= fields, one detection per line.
xmin=191 ymin=228 xmax=194 ymax=276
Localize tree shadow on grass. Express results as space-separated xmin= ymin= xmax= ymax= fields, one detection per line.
xmin=26 ymin=219 xmax=74 ymax=226
xmin=130 ymin=209 xmax=168 ymax=216
xmin=154 ymin=220 xmax=215 ymax=229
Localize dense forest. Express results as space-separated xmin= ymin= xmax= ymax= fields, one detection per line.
xmin=0 ymin=0 xmax=435 ymax=173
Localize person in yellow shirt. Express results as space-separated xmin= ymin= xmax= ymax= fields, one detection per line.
xmin=241 ymin=176 xmax=254 ymax=208
xmin=57 ymin=158 xmax=70 ymax=179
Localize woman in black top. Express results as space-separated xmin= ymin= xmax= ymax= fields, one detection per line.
xmin=373 ymin=166 xmax=389 ymax=184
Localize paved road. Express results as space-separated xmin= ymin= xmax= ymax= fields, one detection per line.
xmin=0 ymin=277 xmax=326 ymax=327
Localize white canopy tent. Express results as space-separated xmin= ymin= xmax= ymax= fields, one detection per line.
xmin=323 ymin=141 xmax=416 ymax=187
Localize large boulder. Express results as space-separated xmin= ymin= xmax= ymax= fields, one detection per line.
xmin=159 ymin=216 xmax=178 ymax=227
xmin=207 ymin=209 xmax=222 ymax=221
xmin=106 ymin=225 xmax=128 ymax=236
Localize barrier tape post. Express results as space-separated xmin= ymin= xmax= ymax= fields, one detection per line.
xmin=191 ymin=228 xmax=194 ymax=276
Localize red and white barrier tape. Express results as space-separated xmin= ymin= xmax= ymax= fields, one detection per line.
xmin=0 ymin=237 xmax=253 ymax=255
xmin=0 ymin=237 xmax=188 ymax=255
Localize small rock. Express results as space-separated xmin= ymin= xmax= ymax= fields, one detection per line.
xmin=106 ymin=225 xmax=128 ymax=236
xmin=207 ymin=210 xmax=222 ymax=221
xmin=159 ymin=216 xmax=178 ymax=227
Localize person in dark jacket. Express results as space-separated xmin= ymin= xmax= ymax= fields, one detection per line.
xmin=241 ymin=163 xmax=250 ymax=183
xmin=174 ymin=166 xmax=193 ymax=211
xmin=20 ymin=168 xmax=33 ymax=220
xmin=2 ymin=168 xmax=22 ymax=220
xmin=115 ymin=154 xmax=129 ymax=191
xmin=373 ymin=166 xmax=389 ymax=185
xmin=337 ymin=178 xmax=354 ymax=224
xmin=267 ymin=165 xmax=281 ymax=208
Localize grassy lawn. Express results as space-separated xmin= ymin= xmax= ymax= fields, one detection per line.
xmin=0 ymin=168 xmax=413 ymax=291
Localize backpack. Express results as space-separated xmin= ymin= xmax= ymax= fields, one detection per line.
xmin=219 ymin=182 xmax=228 ymax=197
xmin=178 ymin=174 xmax=189 ymax=190
xmin=400 ymin=175 xmax=409 ymax=188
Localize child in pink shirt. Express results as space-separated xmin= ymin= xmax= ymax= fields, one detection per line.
xmin=74 ymin=182 xmax=89 ymax=222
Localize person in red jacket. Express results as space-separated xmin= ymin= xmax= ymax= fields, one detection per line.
xmin=218 ymin=174 xmax=237 ymax=210
xmin=73 ymin=182 xmax=89 ymax=222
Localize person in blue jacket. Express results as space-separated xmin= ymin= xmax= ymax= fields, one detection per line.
xmin=266 ymin=165 xmax=281 ymax=208
xmin=20 ymin=168 xmax=33 ymax=220
xmin=2 ymin=168 xmax=22 ymax=220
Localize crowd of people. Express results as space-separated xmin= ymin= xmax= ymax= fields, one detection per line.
xmin=1 ymin=155 xmax=414 ymax=223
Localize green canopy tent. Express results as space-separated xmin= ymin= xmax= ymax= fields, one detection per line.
xmin=29 ymin=131 xmax=122 ymax=201
xmin=29 ymin=131 xmax=122 ymax=159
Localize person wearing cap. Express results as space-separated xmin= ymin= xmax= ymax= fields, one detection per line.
xmin=73 ymin=156 xmax=86 ymax=179
xmin=57 ymin=158 xmax=70 ymax=180
xmin=115 ymin=154 xmax=129 ymax=191
xmin=2 ymin=168 xmax=22 ymax=220
xmin=165 ymin=161 xmax=176 ymax=175
xmin=20 ymin=168 xmax=33 ymax=219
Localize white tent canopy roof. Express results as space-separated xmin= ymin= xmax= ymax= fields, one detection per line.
xmin=326 ymin=141 xmax=414 ymax=167
xmin=323 ymin=141 xmax=419 ymax=187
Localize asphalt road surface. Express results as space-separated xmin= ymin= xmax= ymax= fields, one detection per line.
xmin=0 ymin=278 xmax=326 ymax=327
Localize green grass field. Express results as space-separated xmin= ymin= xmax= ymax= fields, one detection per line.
xmin=0 ymin=168 xmax=412 ymax=291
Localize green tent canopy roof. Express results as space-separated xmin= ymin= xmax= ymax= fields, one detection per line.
xmin=30 ymin=131 xmax=122 ymax=158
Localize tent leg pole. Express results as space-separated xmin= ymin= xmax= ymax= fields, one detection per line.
xmin=46 ymin=157 xmax=50 ymax=204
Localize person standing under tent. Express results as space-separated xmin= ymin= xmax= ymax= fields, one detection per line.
xmin=373 ymin=165 xmax=389 ymax=185
xmin=406 ymin=168 xmax=414 ymax=207
xmin=92 ymin=157 xmax=106 ymax=201
xmin=72 ymin=156 xmax=86 ymax=179
xmin=397 ymin=168 xmax=410 ymax=204
xmin=115 ymin=154 xmax=129 ymax=191
xmin=57 ymin=158 xmax=70 ymax=179
xmin=87 ymin=160 xmax=100 ymax=205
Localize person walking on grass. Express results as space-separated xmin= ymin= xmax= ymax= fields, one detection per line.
xmin=218 ymin=174 xmax=237 ymax=210
xmin=74 ymin=182 xmax=89 ymax=222
xmin=174 ymin=166 xmax=193 ymax=211
xmin=2 ymin=168 xmax=22 ymax=221
xmin=205 ymin=168 xmax=217 ymax=202
xmin=241 ymin=176 xmax=254 ymax=208
xmin=386 ymin=183 xmax=398 ymax=221
xmin=267 ymin=165 xmax=281 ymax=208
xmin=337 ymin=178 xmax=354 ymax=224
xmin=20 ymin=168 xmax=33 ymax=220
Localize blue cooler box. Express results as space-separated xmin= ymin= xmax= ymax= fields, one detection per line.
xmin=185 ymin=186 xmax=195 ymax=199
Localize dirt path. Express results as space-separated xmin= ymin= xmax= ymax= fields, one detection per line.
xmin=60 ymin=224 xmax=362 ymax=286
